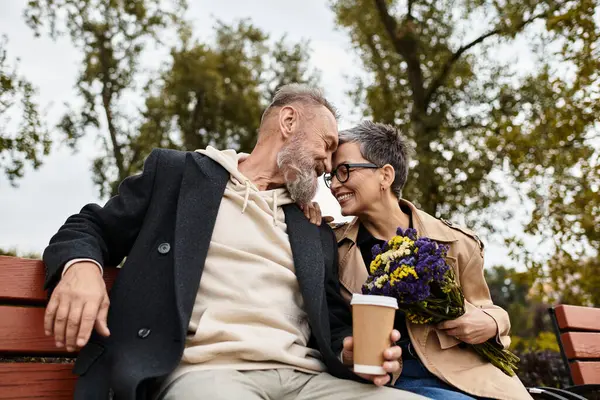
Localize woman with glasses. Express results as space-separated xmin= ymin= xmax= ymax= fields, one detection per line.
xmin=324 ymin=121 xmax=531 ymax=400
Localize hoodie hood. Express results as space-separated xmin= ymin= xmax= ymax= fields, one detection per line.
xmin=196 ymin=146 xmax=293 ymax=225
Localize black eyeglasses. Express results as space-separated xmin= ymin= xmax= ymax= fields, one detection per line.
xmin=323 ymin=163 xmax=379 ymax=188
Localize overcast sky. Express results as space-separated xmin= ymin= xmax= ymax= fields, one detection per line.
xmin=0 ymin=0 xmax=520 ymax=267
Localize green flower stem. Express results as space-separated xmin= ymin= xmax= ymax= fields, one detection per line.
xmin=471 ymin=342 xmax=520 ymax=377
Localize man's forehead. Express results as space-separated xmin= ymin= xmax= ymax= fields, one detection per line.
xmin=317 ymin=107 xmax=338 ymax=135
xmin=321 ymin=123 xmax=338 ymax=148
xmin=329 ymin=128 xmax=339 ymax=145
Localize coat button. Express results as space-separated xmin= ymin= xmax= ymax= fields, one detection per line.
xmin=137 ymin=328 xmax=151 ymax=339
xmin=157 ymin=242 xmax=170 ymax=254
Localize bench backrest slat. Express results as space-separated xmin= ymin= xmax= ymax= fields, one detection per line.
xmin=0 ymin=363 xmax=76 ymax=399
xmin=570 ymin=361 xmax=600 ymax=387
xmin=550 ymin=305 xmax=600 ymax=385
xmin=0 ymin=255 xmax=118 ymax=398
xmin=0 ymin=257 xmax=48 ymax=304
xmin=554 ymin=304 xmax=600 ymax=331
xmin=0 ymin=306 xmax=75 ymax=356
xmin=0 ymin=256 xmax=117 ymax=304
xmin=560 ymin=332 xmax=600 ymax=360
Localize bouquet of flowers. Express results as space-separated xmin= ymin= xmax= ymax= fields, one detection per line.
xmin=362 ymin=227 xmax=519 ymax=376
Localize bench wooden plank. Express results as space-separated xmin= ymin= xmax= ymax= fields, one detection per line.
xmin=0 ymin=306 xmax=74 ymax=356
xmin=561 ymin=332 xmax=600 ymax=359
xmin=0 ymin=363 xmax=75 ymax=399
xmin=570 ymin=361 xmax=600 ymax=385
xmin=0 ymin=256 xmax=118 ymax=304
xmin=554 ymin=304 xmax=600 ymax=331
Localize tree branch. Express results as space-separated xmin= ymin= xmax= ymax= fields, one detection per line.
xmin=407 ymin=0 xmax=414 ymax=18
xmin=425 ymin=11 xmax=553 ymax=106
xmin=374 ymin=0 xmax=426 ymax=110
xmin=374 ymin=0 xmax=399 ymax=46
xmin=364 ymin=33 xmax=394 ymax=122
xmin=96 ymin=29 xmax=125 ymax=181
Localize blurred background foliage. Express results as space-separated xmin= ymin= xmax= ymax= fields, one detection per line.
xmin=2 ymin=0 xmax=599 ymax=388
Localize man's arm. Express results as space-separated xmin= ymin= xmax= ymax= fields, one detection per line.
xmin=42 ymin=149 xmax=161 ymax=352
xmin=43 ymin=149 xmax=161 ymax=289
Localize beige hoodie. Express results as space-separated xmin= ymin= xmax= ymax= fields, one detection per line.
xmin=166 ymin=147 xmax=325 ymax=384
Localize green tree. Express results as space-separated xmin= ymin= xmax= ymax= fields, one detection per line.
xmin=332 ymin=0 xmax=599 ymax=303
xmin=537 ymin=255 xmax=600 ymax=306
xmin=24 ymin=0 xmax=188 ymax=198
xmin=0 ymin=36 xmax=50 ymax=185
xmin=485 ymin=265 xmax=560 ymax=356
xmin=484 ymin=265 xmax=530 ymax=312
xmin=129 ymin=20 xmax=319 ymax=177
xmin=485 ymin=266 xmax=545 ymax=337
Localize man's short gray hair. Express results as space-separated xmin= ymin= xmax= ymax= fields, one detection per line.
xmin=262 ymin=83 xmax=339 ymax=122
xmin=339 ymin=121 xmax=412 ymax=199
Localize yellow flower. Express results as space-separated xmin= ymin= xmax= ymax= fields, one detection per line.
xmin=389 ymin=265 xmax=418 ymax=284
xmin=369 ymin=255 xmax=382 ymax=274
xmin=374 ymin=275 xmax=389 ymax=288
xmin=391 ymin=236 xmax=414 ymax=248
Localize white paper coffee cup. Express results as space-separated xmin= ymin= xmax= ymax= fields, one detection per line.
xmin=351 ymin=294 xmax=398 ymax=375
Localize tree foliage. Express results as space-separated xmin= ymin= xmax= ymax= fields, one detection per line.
xmin=24 ymin=0 xmax=318 ymax=197
xmin=24 ymin=0 xmax=188 ymax=197
xmin=485 ymin=265 xmax=550 ymax=339
xmin=0 ymin=36 xmax=50 ymax=185
xmin=331 ymin=0 xmax=600 ymax=304
xmin=130 ymin=20 xmax=319 ymax=177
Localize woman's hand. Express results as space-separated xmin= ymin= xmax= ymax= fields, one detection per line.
xmin=341 ymin=329 xmax=402 ymax=386
xmin=299 ymin=202 xmax=334 ymax=226
xmin=437 ymin=307 xmax=498 ymax=345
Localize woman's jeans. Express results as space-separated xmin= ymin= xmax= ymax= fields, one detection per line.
xmin=393 ymin=342 xmax=476 ymax=400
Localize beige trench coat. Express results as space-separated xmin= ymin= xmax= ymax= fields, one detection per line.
xmin=333 ymin=199 xmax=532 ymax=400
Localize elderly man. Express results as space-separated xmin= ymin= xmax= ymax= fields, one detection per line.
xmin=43 ymin=84 xmax=423 ymax=400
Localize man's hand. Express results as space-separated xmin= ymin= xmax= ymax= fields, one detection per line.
xmin=437 ymin=307 xmax=497 ymax=344
xmin=299 ymin=201 xmax=334 ymax=226
xmin=44 ymin=262 xmax=111 ymax=352
xmin=341 ymin=329 xmax=402 ymax=386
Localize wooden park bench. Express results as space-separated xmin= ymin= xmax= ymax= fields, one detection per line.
xmin=0 ymin=256 xmax=117 ymax=399
xmin=536 ymin=304 xmax=600 ymax=400
xmin=1 ymin=255 xmax=599 ymax=399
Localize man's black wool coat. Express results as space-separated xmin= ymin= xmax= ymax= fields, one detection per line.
xmin=43 ymin=149 xmax=355 ymax=399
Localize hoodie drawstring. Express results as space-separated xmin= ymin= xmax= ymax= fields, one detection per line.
xmin=272 ymin=190 xmax=278 ymax=227
xmin=241 ymin=180 xmax=251 ymax=214
xmin=240 ymin=178 xmax=279 ymax=227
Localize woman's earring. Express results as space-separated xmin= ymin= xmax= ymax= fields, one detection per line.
xmin=380 ymin=185 xmax=385 ymax=191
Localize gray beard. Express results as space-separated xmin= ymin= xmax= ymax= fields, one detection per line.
xmin=277 ymin=141 xmax=318 ymax=204
xmin=285 ymin=167 xmax=317 ymax=204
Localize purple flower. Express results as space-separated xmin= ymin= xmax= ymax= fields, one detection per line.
xmin=371 ymin=243 xmax=382 ymax=258
xmin=396 ymin=227 xmax=418 ymax=241
xmin=399 ymin=256 xmax=416 ymax=267
xmin=363 ymin=227 xmax=454 ymax=311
